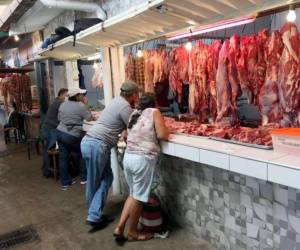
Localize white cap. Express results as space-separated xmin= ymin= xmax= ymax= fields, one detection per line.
xmin=68 ymin=87 xmax=87 ymax=97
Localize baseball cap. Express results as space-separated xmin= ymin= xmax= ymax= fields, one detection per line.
xmin=120 ymin=81 xmax=139 ymax=95
xmin=68 ymin=87 xmax=87 ymax=97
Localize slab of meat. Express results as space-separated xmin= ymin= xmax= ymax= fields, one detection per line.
xmin=259 ymin=31 xmax=284 ymax=125
xmin=255 ymin=29 xmax=269 ymax=105
xmin=228 ymin=34 xmax=241 ymax=107
xmin=247 ymin=35 xmax=259 ymax=103
xmin=91 ymin=62 xmax=103 ymax=89
xmin=278 ymin=23 xmax=300 ymax=115
xmin=125 ymin=53 xmax=136 ymax=82
xmin=134 ymin=57 xmax=145 ymax=89
xmin=152 ymin=50 xmax=169 ymax=84
xmin=237 ymin=37 xmax=251 ymax=102
xmin=207 ymin=40 xmax=222 ymax=122
xmin=216 ymin=40 xmax=236 ymax=126
xmin=188 ymin=41 xmax=209 ymax=122
xmin=169 ymin=47 xmax=189 ymax=103
xmin=144 ymin=50 xmax=155 ymax=93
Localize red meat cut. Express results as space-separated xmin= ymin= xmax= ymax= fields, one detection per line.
xmin=207 ymin=40 xmax=222 ymax=122
xmin=169 ymin=47 xmax=189 ymax=103
xmin=278 ymin=23 xmax=300 ymax=116
xmin=259 ymin=31 xmax=284 ymax=125
xmin=216 ymin=40 xmax=236 ymax=126
xmin=228 ymin=34 xmax=241 ymax=107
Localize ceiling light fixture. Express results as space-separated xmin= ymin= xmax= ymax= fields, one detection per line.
xmin=185 ymin=41 xmax=192 ymax=51
xmin=168 ymin=16 xmax=255 ymax=41
xmin=287 ymin=8 xmax=296 ymax=22
xmin=137 ymin=49 xmax=143 ymax=58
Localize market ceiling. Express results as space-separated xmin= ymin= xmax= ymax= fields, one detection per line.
xmin=76 ymin=0 xmax=300 ymax=48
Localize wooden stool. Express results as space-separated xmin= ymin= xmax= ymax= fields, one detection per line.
xmin=47 ymin=148 xmax=59 ymax=180
xmin=27 ymin=138 xmax=40 ymax=160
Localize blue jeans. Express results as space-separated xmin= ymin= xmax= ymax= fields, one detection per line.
xmin=81 ymin=136 xmax=113 ymax=222
xmin=42 ymin=127 xmax=57 ymax=177
xmin=56 ymin=130 xmax=86 ymax=186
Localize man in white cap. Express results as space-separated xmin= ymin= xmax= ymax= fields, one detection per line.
xmin=57 ymin=87 xmax=92 ymax=190
xmin=81 ymin=81 xmax=139 ymax=228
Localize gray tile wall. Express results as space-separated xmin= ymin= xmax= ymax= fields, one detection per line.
xmin=149 ymin=155 xmax=300 ymax=250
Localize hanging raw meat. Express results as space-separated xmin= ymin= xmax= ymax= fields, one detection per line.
xmin=153 ymin=50 xmax=162 ymax=84
xmin=169 ymin=46 xmax=189 ymax=103
xmin=144 ymin=50 xmax=155 ymax=93
xmin=196 ymin=42 xmax=209 ymax=122
xmin=134 ymin=57 xmax=145 ymax=89
xmin=216 ymin=40 xmax=236 ymax=126
xmin=91 ymin=62 xmax=103 ymax=89
xmin=259 ymin=31 xmax=284 ymax=126
xmin=247 ymin=35 xmax=258 ymax=103
xmin=207 ymin=40 xmax=222 ymax=122
xmin=20 ymin=74 xmax=32 ymax=112
xmin=278 ymin=23 xmax=300 ymax=120
xmin=255 ymin=29 xmax=269 ymax=105
xmin=228 ymin=34 xmax=241 ymax=107
xmin=188 ymin=41 xmax=209 ymax=121
xmin=125 ymin=53 xmax=136 ymax=82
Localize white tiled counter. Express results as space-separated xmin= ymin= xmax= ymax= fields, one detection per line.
xmin=161 ymin=134 xmax=300 ymax=189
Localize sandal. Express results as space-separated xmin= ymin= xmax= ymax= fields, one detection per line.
xmin=127 ymin=232 xmax=153 ymax=241
xmin=113 ymin=227 xmax=127 ymax=242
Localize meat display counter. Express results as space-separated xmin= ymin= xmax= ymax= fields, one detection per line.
xmin=161 ymin=134 xmax=300 ymax=189
xmin=83 ymin=116 xmax=300 ymax=189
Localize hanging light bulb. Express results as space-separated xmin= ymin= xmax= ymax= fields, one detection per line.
xmin=185 ymin=41 xmax=192 ymax=51
xmin=287 ymin=9 xmax=296 ymax=22
xmin=14 ymin=35 xmax=19 ymax=42
xmin=137 ymin=49 xmax=143 ymax=58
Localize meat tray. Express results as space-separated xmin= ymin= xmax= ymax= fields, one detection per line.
xmin=209 ymin=137 xmax=273 ymax=150
xmin=173 ymin=132 xmax=209 ymax=139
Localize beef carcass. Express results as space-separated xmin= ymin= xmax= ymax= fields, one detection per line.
xmin=144 ymin=50 xmax=155 ymax=93
xmin=125 ymin=53 xmax=136 ymax=82
xmin=216 ymin=40 xmax=236 ymax=126
xmin=134 ymin=57 xmax=145 ymax=89
xmin=255 ymin=29 xmax=269 ymax=105
xmin=197 ymin=42 xmax=209 ymax=122
xmin=188 ymin=41 xmax=209 ymax=122
xmin=91 ymin=62 xmax=103 ymax=89
xmin=169 ymin=47 xmax=189 ymax=103
xmin=278 ymin=23 xmax=300 ymax=117
xmin=259 ymin=31 xmax=284 ymax=125
xmin=237 ymin=37 xmax=251 ymax=101
xmin=153 ymin=50 xmax=169 ymax=84
xmin=247 ymin=35 xmax=259 ymax=103
xmin=228 ymin=34 xmax=241 ymax=107
xmin=207 ymin=40 xmax=222 ymax=122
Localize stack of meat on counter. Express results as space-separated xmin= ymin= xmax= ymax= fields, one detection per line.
xmin=125 ymin=22 xmax=300 ymax=146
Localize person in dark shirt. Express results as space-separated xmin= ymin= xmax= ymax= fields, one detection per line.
xmin=42 ymin=88 xmax=68 ymax=177
xmin=4 ymin=102 xmax=23 ymax=143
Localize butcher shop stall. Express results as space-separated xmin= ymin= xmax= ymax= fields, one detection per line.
xmin=0 ymin=66 xmax=40 ymax=142
xmin=38 ymin=0 xmax=300 ymax=249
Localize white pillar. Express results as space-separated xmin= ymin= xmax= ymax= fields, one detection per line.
xmin=101 ymin=47 xmax=113 ymax=103
xmin=101 ymin=47 xmax=125 ymax=195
